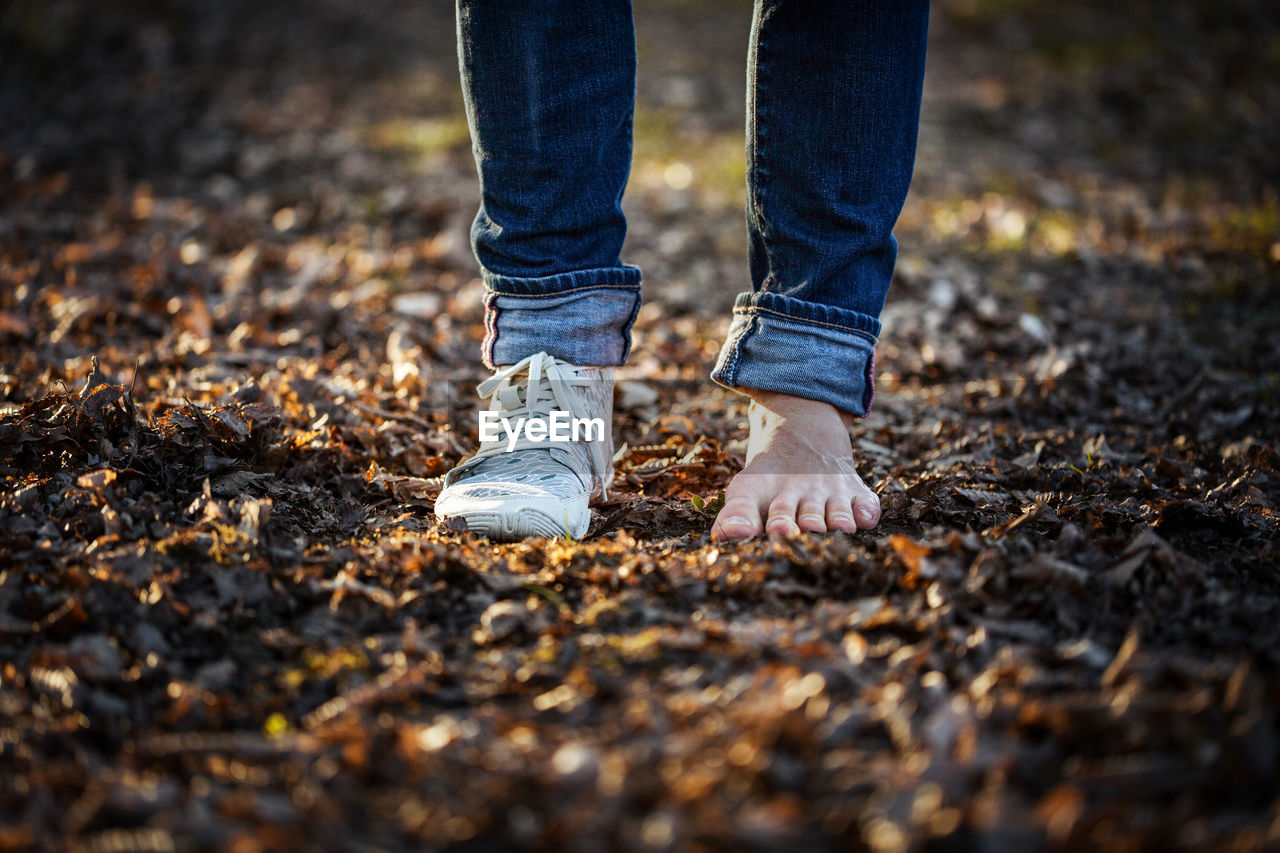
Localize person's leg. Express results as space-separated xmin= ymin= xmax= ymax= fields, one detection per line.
xmin=441 ymin=1 xmax=639 ymax=540
xmin=456 ymin=0 xmax=641 ymax=368
xmin=711 ymin=0 xmax=929 ymax=539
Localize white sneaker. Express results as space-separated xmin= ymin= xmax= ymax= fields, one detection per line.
xmin=435 ymin=352 xmax=614 ymax=540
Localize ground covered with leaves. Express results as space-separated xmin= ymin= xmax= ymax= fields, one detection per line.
xmin=1 ymin=0 xmax=1278 ymax=850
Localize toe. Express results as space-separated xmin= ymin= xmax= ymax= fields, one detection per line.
xmin=852 ymin=490 xmax=881 ymax=530
xmin=765 ymin=495 xmax=801 ymax=538
xmin=712 ymin=496 xmax=763 ymax=541
xmin=796 ymin=498 xmax=827 ymax=533
xmin=826 ymin=496 xmax=856 ymax=534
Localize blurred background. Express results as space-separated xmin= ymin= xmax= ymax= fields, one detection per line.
xmin=1 ymin=0 xmax=1276 ymax=392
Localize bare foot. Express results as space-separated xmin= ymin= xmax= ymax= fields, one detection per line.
xmin=710 ymin=391 xmax=881 ymax=540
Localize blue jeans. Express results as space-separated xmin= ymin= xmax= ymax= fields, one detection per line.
xmin=456 ymin=0 xmax=928 ymax=417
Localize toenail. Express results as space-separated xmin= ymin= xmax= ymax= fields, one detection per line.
xmin=720 ymin=516 xmax=750 ymax=530
xmin=857 ymin=505 xmax=876 ymax=521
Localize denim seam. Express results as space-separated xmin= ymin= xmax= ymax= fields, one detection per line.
xmin=863 ymin=348 xmax=876 ymax=415
xmin=482 ymin=291 xmax=500 ymax=368
xmin=749 ymin=7 xmax=774 ymax=293
xmin=732 ymin=305 xmax=879 ymax=344
xmin=719 ymin=312 xmax=759 ymax=387
xmin=486 ymin=282 xmax=642 ymax=298
xmin=482 ymin=261 xmax=641 ymax=293
xmin=619 ymin=285 xmax=643 ymax=363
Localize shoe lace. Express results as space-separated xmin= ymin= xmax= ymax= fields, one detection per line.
xmin=449 ymin=352 xmax=612 ymax=497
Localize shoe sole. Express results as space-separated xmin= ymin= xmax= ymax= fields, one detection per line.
xmin=454 ymin=509 xmax=564 ymax=540
xmin=437 ymin=502 xmax=590 ymax=541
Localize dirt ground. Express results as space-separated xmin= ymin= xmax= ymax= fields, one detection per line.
xmin=1 ymin=0 xmax=1278 ymax=850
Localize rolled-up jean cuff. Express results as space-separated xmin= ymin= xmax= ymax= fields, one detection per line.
xmin=482 ymin=266 xmax=642 ymax=368
xmin=709 ymin=291 xmax=880 ymax=418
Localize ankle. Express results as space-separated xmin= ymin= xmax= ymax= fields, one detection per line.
xmin=744 ymin=389 xmax=856 ymax=430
